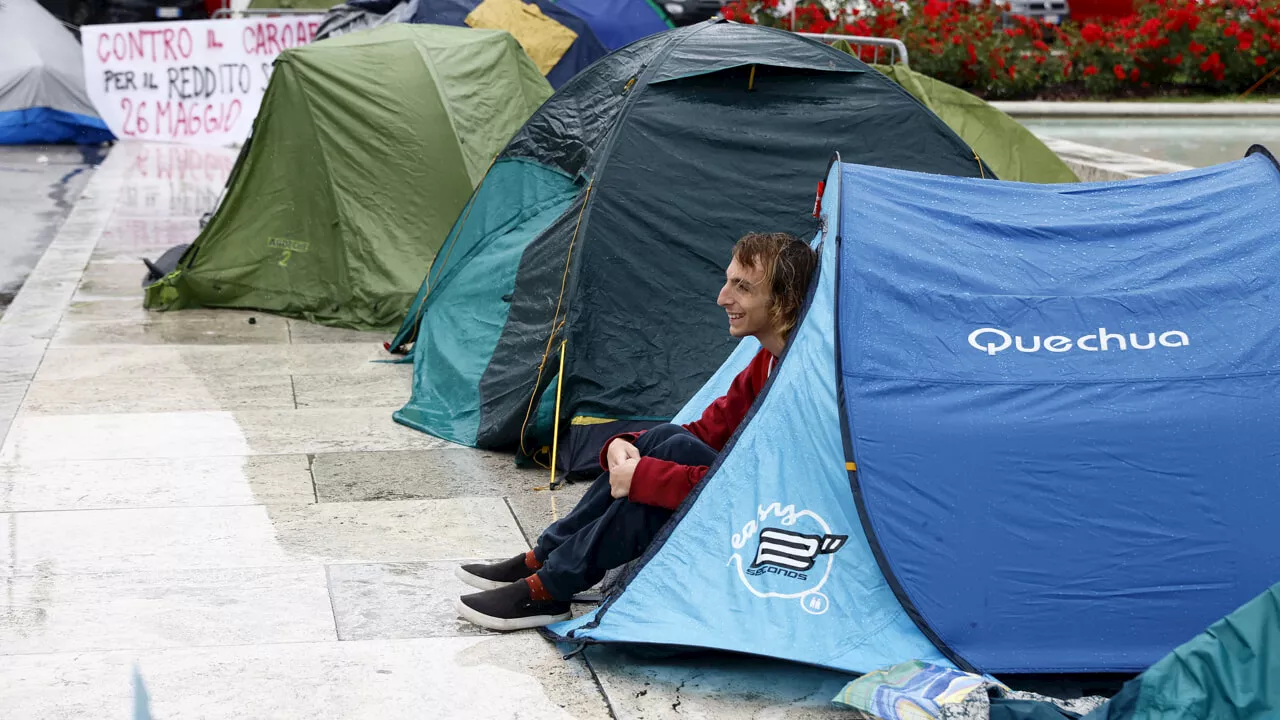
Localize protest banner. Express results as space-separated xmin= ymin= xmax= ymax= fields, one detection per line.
xmin=81 ymin=16 xmax=322 ymax=146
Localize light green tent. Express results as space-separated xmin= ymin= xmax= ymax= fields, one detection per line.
xmin=871 ymin=63 xmax=1078 ymax=184
xmin=145 ymin=24 xmax=552 ymax=330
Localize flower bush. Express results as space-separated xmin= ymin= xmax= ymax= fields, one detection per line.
xmin=721 ymin=0 xmax=1280 ymax=97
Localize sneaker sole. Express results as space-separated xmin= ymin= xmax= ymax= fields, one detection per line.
xmin=454 ymin=598 xmax=571 ymax=632
xmin=453 ymin=565 xmax=511 ymax=592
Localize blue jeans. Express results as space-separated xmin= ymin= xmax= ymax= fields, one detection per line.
xmin=533 ymin=423 xmax=717 ymax=600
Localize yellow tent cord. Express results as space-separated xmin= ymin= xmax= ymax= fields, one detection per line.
xmin=517 ymin=182 xmax=594 ymax=462
xmin=549 ymin=338 xmax=567 ymax=490
xmin=748 ymin=64 xmax=756 ymax=90
xmin=975 ymin=151 xmax=986 ymax=179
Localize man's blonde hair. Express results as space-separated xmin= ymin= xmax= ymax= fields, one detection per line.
xmin=732 ymin=232 xmax=818 ymax=339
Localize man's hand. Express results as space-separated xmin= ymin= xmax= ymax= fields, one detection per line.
xmin=605 ymin=438 xmax=640 ymax=471
xmin=609 ymin=458 xmax=639 ymax=499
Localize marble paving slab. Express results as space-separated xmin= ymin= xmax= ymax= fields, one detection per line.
xmin=22 ymin=375 xmax=296 ymax=414
xmin=61 ymin=299 xmax=287 ymax=325
xmin=51 ymin=314 xmax=290 ymax=346
xmin=0 ymin=374 xmax=27 ymax=448
xmin=0 ymin=634 xmax=611 ymax=720
xmin=292 ymin=372 xmax=412 ymax=410
xmin=0 ymin=408 xmax=450 ymax=462
xmin=36 ymin=343 xmax=389 ymax=381
xmin=0 ymin=566 xmax=335 ymax=655
xmin=585 ymin=646 xmax=864 ymax=720
xmin=327 ymin=561 xmax=506 ymax=641
xmin=0 ymin=498 xmax=524 ymax=576
xmin=505 ymin=484 xmax=590 ymax=548
xmin=0 ymin=455 xmax=314 ymax=512
xmin=311 ymin=447 xmax=542 ymax=503
xmin=74 ymin=262 xmax=156 ymax=299
xmin=286 ymin=320 xmax=389 ymax=345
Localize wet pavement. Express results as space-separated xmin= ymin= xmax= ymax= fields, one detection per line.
xmin=0 ymin=141 xmax=862 ymax=718
xmin=1023 ymin=118 xmax=1280 ymax=168
xmin=0 ymin=145 xmax=106 ymax=315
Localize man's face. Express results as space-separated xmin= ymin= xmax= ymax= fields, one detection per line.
xmin=717 ymin=255 xmax=772 ymax=339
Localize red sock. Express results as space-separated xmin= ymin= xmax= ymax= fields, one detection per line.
xmin=526 ymin=574 xmax=553 ymax=602
xmin=524 ymin=550 xmax=543 ymax=570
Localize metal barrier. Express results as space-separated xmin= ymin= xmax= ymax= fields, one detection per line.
xmin=210 ymin=7 xmax=328 ymax=18
xmin=794 ymin=32 xmax=909 ymax=67
xmin=205 ymin=10 xmax=908 ymax=66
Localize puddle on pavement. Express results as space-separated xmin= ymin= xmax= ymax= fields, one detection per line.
xmin=0 ymin=144 xmax=108 ymax=316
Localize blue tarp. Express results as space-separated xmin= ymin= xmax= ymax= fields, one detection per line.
xmin=549 ymin=150 xmax=1280 ymax=676
xmin=554 ymin=0 xmax=670 ymax=49
xmin=409 ymin=0 xmax=607 ymax=88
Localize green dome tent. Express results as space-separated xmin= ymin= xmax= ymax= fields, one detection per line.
xmin=388 ymin=21 xmax=994 ymax=468
xmin=144 ymin=24 xmax=552 ymax=330
xmin=872 ymin=62 xmax=1078 ymax=184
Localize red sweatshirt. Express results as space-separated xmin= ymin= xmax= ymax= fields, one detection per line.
xmin=599 ymin=348 xmax=777 ymax=510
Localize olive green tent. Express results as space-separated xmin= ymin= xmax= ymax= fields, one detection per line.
xmin=871 ymin=63 xmax=1078 ymax=184
xmin=144 ymin=25 xmax=552 ymax=330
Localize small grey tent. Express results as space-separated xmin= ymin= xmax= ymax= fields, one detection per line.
xmin=0 ymin=0 xmax=113 ymax=144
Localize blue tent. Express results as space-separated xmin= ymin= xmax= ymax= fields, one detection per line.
xmin=409 ymin=0 xmax=608 ymax=88
xmin=554 ymin=0 xmax=671 ymax=49
xmin=548 ymin=147 xmax=1280 ymax=675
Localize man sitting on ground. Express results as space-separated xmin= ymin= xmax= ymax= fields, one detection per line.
xmin=454 ymin=232 xmax=819 ymax=631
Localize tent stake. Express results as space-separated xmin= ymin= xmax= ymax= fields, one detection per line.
xmin=550 ymin=338 xmax=567 ymax=491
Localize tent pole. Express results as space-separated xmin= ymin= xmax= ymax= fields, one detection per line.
xmin=549 ymin=338 xmax=567 ymax=490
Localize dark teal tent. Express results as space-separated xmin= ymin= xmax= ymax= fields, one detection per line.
xmin=1087 ymin=580 xmax=1280 ymax=720
xmin=388 ymin=20 xmax=993 ymax=469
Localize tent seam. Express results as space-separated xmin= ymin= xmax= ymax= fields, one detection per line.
xmin=411 ymin=38 xmax=473 ymax=182
xmin=288 ymin=56 xmax=351 ymax=294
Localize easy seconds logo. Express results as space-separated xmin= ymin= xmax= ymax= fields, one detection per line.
xmin=729 ymin=503 xmax=847 ymax=615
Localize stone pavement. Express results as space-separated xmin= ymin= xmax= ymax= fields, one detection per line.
xmin=0 ymin=142 xmax=857 ymax=719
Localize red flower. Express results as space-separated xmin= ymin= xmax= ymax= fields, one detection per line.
xmin=1239 ymin=30 xmax=1255 ymax=51
xmin=1258 ymin=56 xmax=1269 ymax=66
xmin=1081 ymin=22 xmax=1105 ymax=43
xmin=1189 ymin=40 xmax=1207 ymax=54
xmin=1200 ymin=51 xmax=1226 ymax=81
xmin=1008 ymin=64 xmax=1017 ymax=78
xmin=1084 ymin=64 xmax=1099 ymax=76
xmin=1114 ymin=64 xmax=1127 ymax=80
xmin=922 ymin=0 xmax=948 ymax=19
xmin=1033 ymin=39 xmax=1049 ymax=51
xmin=1141 ymin=17 xmax=1162 ymax=36
xmin=952 ymin=34 xmax=963 ymax=45
xmin=1130 ymin=68 xmax=1140 ymax=81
